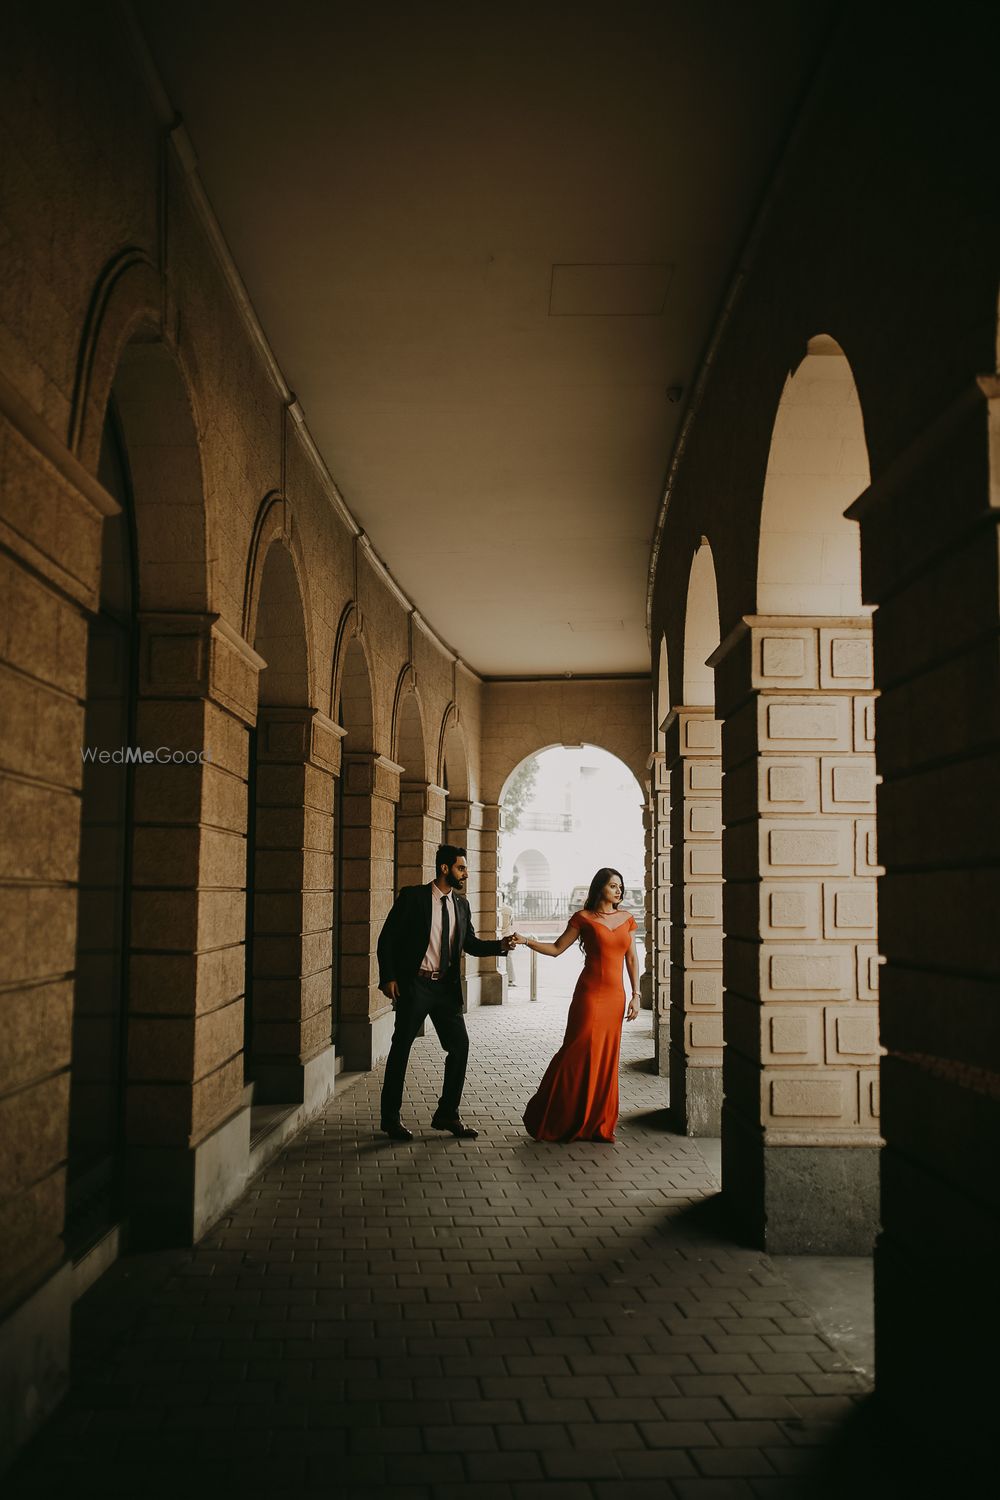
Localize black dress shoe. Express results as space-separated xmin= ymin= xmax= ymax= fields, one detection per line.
xmin=380 ymin=1120 xmax=413 ymax=1141
xmin=431 ymin=1112 xmax=479 ymax=1139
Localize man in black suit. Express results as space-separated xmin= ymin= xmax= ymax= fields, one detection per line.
xmin=377 ymin=843 xmax=515 ymax=1141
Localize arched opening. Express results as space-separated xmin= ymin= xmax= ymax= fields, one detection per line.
xmin=395 ymin=689 xmax=426 ymax=783
xmin=111 ymin=341 xmax=210 ymax=613
xmin=669 ymin=539 xmax=724 ymax=1134
xmin=338 ymin=636 xmax=376 ymax=755
xmin=441 ymin=714 xmax=470 ymax=839
xmin=394 ymin=685 xmax=430 ymax=890
xmin=499 ymin=745 xmax=646 ymax=1012
xmin=758 ymin=336 xmax=870 ymax=616
xmin=66 ymin=400 xmax=138 ymax=1253
xmin=721 ymin=334 xmax=881 ymax=1256
xmin=512 ymin=847 xmax=552 ymax=895
xmin=68 ymin=334 xmax=210 ymax=1254
xmin=245 ymin=539 xmax=312 ymax=1097
xmin=683 ymin=541 xmax=720 ymax=708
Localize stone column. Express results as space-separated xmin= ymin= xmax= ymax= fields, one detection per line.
xmin=664 ymin=708 xmax=724 ymax=1134
xmin=249 ymin=707 xmax=340 ymax=1111
xmin=847 ymin=386 xmax=999 ymax=1448
xmin=336 ymin=752 xmax=400 ymax=1069
xmin=713 ymin=616 xmax=881 ymax=1253
xmin=478 ymin=803 xmax=505 ymax=1005
xmin=446 ymin=799 xmax=491 ymax=1008
xmin=126 ymin=612 xmax=263 ymax=1245
xmin=646 ymin=751 xmax=670 ymax=1075
xmin=0 ymin=395 xmax=108 ymax=1462
xmin=395 ymin=780 xmax=445 ymax=890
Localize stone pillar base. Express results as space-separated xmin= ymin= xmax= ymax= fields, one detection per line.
xmin=478 ymin=970 xmax=505 ymax=1006
xmin=126 ymin=1102 xmax=251 ymax=1247
xmin=669 ymin=1064 xmax=722 ymax=1137
xmin=253 ymin=1043 xmax=336 ymax=1113
xmin=654 ymin=1019 xmax=670 ymax=1077
xmin=338 ymin=1007 xmax=395 ymax=1071
xmin=722 ymin=1109 xmax=880 ymax=1253
xmin=0 ymin=1262 xmax=73 ymax=1471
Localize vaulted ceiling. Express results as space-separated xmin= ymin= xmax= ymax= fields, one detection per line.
xmin=136 ymin=0 xmax=833 ymax=676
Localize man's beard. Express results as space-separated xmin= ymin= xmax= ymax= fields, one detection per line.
xmin=446 ymin=870 xmax=465 ymax=889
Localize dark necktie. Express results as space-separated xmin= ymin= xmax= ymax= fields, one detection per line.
xmin=440 ymin=895 xmax=451 ymax=978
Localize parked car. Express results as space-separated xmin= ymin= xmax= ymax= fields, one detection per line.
xmin=569 ymin=883 xmax=645 ymax=926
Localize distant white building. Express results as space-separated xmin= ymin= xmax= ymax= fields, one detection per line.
xmin=500 ymin=745 xmax=644 ymax=917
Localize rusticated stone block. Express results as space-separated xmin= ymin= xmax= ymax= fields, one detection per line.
xmin=763 ymin=1005 xmax=824 ymax=1065
xmin=854 ymin=817 xmax=882 ymax=875
xmin=821 ymin=755 xmax=876 ymax=813
xmin=686 ymin=969 xmax=722 ymax=1009
xmin=759 ymin=696 xmax=852 ymax=752
xmin=859 ymin=1066 xmax=881 ymax=1126
xmin=761 ymin=880 xmax=823 ymax=940
xmin=822 ymin=879 xmax=877 ymax=938
xmin=825 ymin=1004 xmax=880 ymax=1063
xmin=767 ymin=1072 xmax=856 ymax=1125
xmin=688 ymin=1013 xmax=723 ymax=1050
xmin=764 ymin=943 xmax=855 ymax=1002
xmin=856 ymin=944 xmax=881 ymax=999
xmin=762 ymin=757 xmax=821 ymax=813
xmin=757 ymin=627 xmax=818 ymax=687
xmin=819 ymin=627 xmax=873 ymax=689
xmin=686 ymin=884 xmax=722 ymax=923
xmin=759 ymin=817 xmax=854 ymax=876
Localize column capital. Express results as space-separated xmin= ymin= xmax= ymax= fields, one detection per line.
xmin=663 ymin=706 xmax=722 ymax=766
xmin=446 ymin=798 xmax=483 ymax=832
xmin=479 ymin=802 xmax=503 ymax=833
xmin=711 ymin=615 xmax=874 ymax=718
xmin=138 ymin=611 xmax=265 ymax=724
xmin=256 ymin=705 xmax=344 ymax=774
xmin=400 ymin=779 xmax=448 ymax=820
xmin=342 ymin=750 xmax=402 ymax=801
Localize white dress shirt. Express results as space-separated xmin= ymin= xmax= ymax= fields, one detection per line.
xmin=421 ymin=884 xmax=458 ymax=972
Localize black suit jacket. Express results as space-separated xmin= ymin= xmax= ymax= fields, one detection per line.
xmin=377 ymin=882 xmax=504 ymax=992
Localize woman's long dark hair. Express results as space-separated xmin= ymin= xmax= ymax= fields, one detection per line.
xmin=583 ymin=867 xmax=625 ymax=912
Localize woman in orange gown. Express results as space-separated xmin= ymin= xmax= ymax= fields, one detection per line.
xmin=520 ymin=868 xmax=640 ymax=1143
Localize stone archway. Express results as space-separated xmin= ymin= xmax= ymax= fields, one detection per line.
xmin=663 ymin=540 xmax=724 ymax=1134
xmin=243 ymin=522 xmax=338 ymax=1112
xmin=714 ymin=335 xmax=880 ymax=1253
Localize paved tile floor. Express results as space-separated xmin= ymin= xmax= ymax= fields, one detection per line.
xmin=10 ymin=991 xmax=923 ymax=1498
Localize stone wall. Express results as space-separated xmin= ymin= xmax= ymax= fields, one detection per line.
xmin=0 ymin=4 xmax=488 ymax=1461
xmin=648 ymin=1 xmax=999 ymax=1447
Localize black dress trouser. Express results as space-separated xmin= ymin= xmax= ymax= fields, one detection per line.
xmin=380 ymin=974 xmax=469 ymax=1122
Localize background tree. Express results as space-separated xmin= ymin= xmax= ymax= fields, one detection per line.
xmin=502 ymin=755 xmax=539 ymax=832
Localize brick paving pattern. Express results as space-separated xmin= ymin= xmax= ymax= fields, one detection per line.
xmin=10 ymin=991 xmax=882 ymax=1499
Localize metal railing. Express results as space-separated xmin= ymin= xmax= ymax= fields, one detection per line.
xmin=511 ymin=890 xmax=570 ymax=921
xmin=513 ymin=812 xmax=575 ymax=833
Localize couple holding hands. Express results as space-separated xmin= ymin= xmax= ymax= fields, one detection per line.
xmin=377 ymin=845 xmax=640 ymax=1144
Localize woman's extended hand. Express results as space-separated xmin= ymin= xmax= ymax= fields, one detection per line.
xmin=625 ymin=996 xmax=640 ymax=1022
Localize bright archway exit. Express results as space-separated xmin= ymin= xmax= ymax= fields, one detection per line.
xmin=499 ymin=744 xmax=646 ymax=1001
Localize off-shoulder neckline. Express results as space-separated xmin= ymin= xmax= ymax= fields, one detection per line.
xmin=580 ymin=909 xmax=633 ymax=932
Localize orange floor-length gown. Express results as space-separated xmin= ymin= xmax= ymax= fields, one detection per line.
xmin=523 ymin=909 xmax=636 ymax=1143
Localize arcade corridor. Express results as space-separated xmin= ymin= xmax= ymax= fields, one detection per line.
xmin=1 ymin=1 xmax=999 ymax=1488
xmin=9 ymin=993 xmax=900 ymax=1499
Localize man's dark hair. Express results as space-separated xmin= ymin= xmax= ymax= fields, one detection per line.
xmin=435 ymin=844 xmax=466 ymax=875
